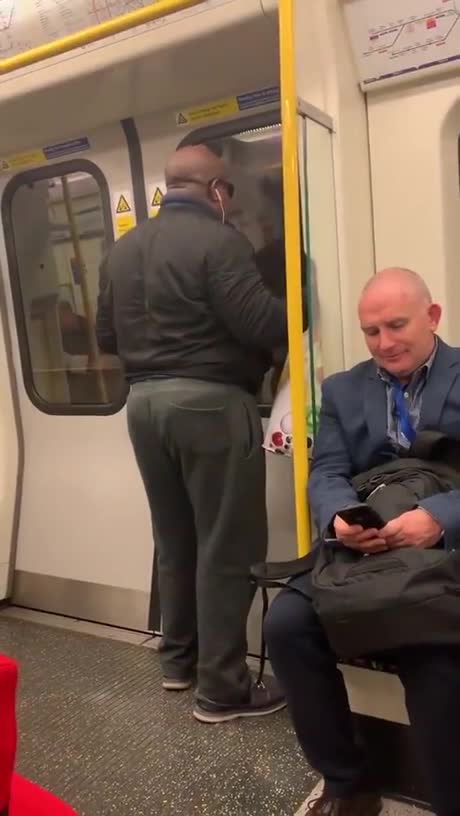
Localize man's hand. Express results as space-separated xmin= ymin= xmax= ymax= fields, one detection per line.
xmin=333 ymin=515 xmax=388 ymax=554
xmin=381 ymin=508 xmax=443 ymax=550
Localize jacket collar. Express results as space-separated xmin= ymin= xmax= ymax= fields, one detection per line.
xmin=419 ymin=338 xmax=460 ymax=429
xmin=160 ymin=193 xmax=221 ymax=221
xmin=364 ymin=337 xmax=460 ymax=440
xmin=365 ymin=336 xmax=455 ymax=383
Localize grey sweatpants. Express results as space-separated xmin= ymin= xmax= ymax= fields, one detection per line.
xmin=127 ymin=378 xmax=267 ymax=704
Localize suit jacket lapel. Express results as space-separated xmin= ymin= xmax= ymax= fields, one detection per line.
xmin=420 ymin=339 xmax=460 ymax=430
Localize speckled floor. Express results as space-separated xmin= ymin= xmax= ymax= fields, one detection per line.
xmin=0 ymin=613 xmax=317 ymax=816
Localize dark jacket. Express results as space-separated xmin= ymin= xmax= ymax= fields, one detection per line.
xmin=96 ymin=197 xmax=288 ymax=395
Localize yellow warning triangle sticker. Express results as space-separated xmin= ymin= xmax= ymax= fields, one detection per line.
xmin=177 ymin=112 xmax=188 ymax=125
xmin=151 ymin=187 xmax=164 ymax=207
xmin=116 ymin=194 xmax=131 ymax=214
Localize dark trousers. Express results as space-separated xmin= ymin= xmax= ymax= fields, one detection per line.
xmin=127 ymin=378 xmax=267 ymax=704
xmin=264 ymin=573 xmax=460 ymax=816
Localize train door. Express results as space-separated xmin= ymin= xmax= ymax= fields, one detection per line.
xmin=0 ymin=124 xmax=153 ymax=630
xmin=135 ymin=108 xmax=298 ymax=653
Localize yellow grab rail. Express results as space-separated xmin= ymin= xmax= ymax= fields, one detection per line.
xmin=279 ymin=0 xmax=312 ymax=556
xmin=61 ymin=176 xmax=108 ymax=404
xmin=0 ymin=0 xmax=205 ymax=75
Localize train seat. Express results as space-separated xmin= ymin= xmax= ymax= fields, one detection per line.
xmin=0 ymin=654 xmax=79 ymax=816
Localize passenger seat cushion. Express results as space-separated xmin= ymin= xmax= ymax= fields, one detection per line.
xmin=10 ymin=776 xmax=79 ymax=815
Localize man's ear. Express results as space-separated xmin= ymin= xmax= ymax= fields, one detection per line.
xmin=428 ymin=302 xmax=442 ymax=331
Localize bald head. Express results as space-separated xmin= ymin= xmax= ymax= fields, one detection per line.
xmin=360 ymin=268 xmax=432 ymax=309
xmin=165 ymin=144 xmax=226 ymax=189
xmin=358 ymin=267 xmax=441 ymax=381
xmin=164 ymin=144 xmax=234 ymax=215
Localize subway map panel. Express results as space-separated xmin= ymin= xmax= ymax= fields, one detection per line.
xmin=343 ymin=0 xmax=460 ymax=88
xmin=0 ymin=0 xmax=232 ymax=62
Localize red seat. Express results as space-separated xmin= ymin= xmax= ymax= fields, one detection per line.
xmin=0 ymin=655 xmax=79 ymax=815
xmin=9 ymin=776 xmax=78 ymax=816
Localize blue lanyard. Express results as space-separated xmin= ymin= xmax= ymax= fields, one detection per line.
xmin=391 ymin=380 xmax=416 ymax=445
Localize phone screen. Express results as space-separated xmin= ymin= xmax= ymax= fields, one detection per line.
xmin=338 ymin=505 xmax=384 ymax=530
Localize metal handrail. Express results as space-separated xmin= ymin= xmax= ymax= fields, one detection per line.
xmin=0 ymin=0 xmax=205 ymax=75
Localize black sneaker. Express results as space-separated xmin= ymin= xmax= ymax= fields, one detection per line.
xmin=192 ymin=676 xmax=286 ymax=723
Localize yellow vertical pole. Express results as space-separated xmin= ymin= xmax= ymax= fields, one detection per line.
xmin=61 ymin=176 xmax=108 ymax=403
xmin=279 ymin=0 xmax=311 ymax=555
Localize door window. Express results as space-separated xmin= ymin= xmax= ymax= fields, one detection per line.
xmin=4 ymin=162 xmax=126 ymax=414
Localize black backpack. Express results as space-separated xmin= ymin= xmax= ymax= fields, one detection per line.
xmin=311 ymin=542 xmax=460 ymax=658
xmin=252 ymin=432 xmax=460 ymax=668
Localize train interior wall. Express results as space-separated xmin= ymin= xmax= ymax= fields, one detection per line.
xmin=368 ymin=74 xmax=460 ymax=346
xmin=0 ymin=0 xmax=374 ymax=637
xmin=0 ymin=2 xmax=457 ymax=813
xmin=0 ymin=0 xmax=282 ymax=621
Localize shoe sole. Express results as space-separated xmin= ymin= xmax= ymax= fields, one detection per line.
xmin=192 ymin=699 xmax=287 ymax=724
xmin=298 ymin=797 xmax=382 ymax=816
xmin=162 ymin=680 xmax=193 ymax=691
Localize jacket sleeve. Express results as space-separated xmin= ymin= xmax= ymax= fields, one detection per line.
xmin=418 ymin=493 xmax=460 ymax=550
xmin=308 ymin=377 xmax=361 ymax=537
xmin=96 ymin=255 xmax=118 ymax=355
xmin=207 ymin=230 xmax=287 ymax=351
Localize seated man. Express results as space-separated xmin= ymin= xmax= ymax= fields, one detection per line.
xmin=265 ymin=268 xmax=460 ymax=816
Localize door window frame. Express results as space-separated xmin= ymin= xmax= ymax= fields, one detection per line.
xmin=2 ymin=158 xmax=127 ymax=416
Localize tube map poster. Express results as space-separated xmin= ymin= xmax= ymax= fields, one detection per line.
xmin=343 ymin=0 xmax=460 ymax=88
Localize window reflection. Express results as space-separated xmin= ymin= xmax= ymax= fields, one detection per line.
xmin=11 ymin=169 xmax=124 ymax=410
xmin=203 ymin=126 xmax=288 ymax=407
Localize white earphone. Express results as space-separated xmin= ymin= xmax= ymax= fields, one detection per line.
xmin=212 ymin=183 xmax=225 ymax=224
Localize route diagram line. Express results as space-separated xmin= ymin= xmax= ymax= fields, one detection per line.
xmin=90 ymin=0 xmax=152 ymax=25
xmin=369 ymin=7 xmax=458 ymax=35
xmin=363 ymin=5 xmax=460 ymax=58
xmin=0 ymin=1 xmax=13 ymax=34
xmin=0 ymin=0 xmax=232 ymax=66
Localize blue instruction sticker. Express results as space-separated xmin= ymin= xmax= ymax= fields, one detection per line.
xmin=43 ymin=137 xmax=90 ymax=160
xmin=236 ymin=86 xmax=280 ymax=112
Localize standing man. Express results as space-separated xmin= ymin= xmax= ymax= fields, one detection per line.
xmin=96 ymin=144 xmax=287 ymax=723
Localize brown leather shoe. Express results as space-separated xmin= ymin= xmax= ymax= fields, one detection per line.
xmin=306 ymin=791 xmax=382 ymax=815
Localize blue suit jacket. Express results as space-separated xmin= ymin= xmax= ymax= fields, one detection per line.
xmin=308 ymin=338 xmax=460 ymax=549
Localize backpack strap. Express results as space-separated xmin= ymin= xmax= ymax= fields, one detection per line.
xmin=250 ymin=552 xmax=316 ymax=686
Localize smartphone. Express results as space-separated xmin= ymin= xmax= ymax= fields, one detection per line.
xmin=337 ymin=503 xmax=385 ymax=530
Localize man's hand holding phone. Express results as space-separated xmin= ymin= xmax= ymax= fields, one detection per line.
xmin=333 ymin=503 xmax=442 ymax=553
xmin=333 ymin=504 xmax=388 ymax=554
